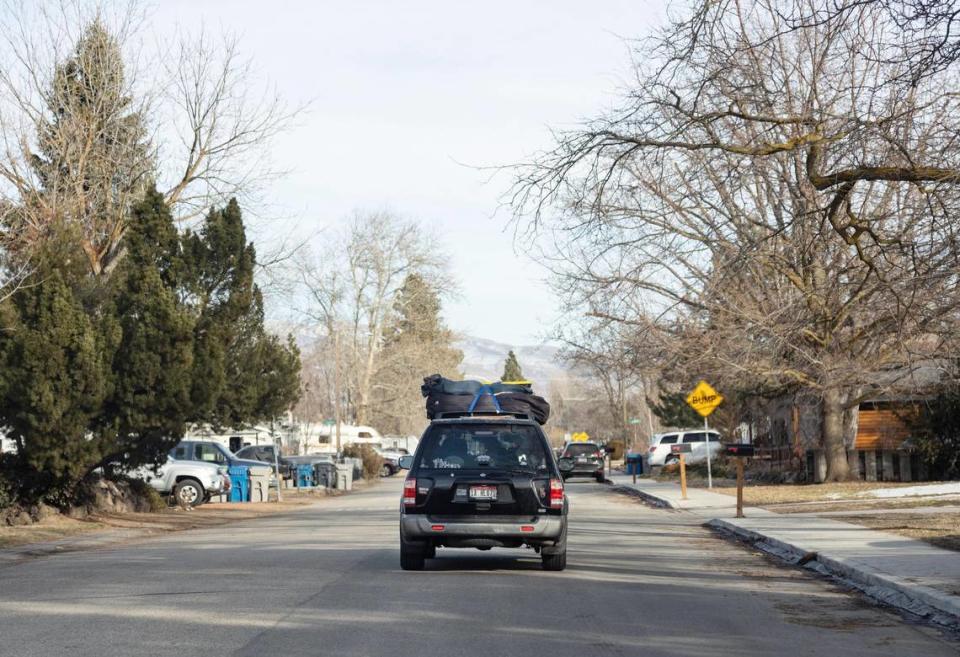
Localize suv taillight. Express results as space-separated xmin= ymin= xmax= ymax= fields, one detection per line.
xmin=549 ymin=478 xmax=564 ymax=509
xmin=403 ymin=477 xmax=417 ymax=507
xmin=648 ymin=446 xmax=657 ymax=453
xmin=593 ymin=451 xmax=603 ymax=459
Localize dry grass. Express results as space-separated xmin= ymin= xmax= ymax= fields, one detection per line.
xmin=839 ymin=512 xmax=960 ymax=553
xmin=701 ymin=480 xmax=940 ymax=506
xmin=767 ymin=498 xmax=960 ymax=514
xmin=0 ymin=515 xmax=109 ymax=548
xmin=0 ymin=486 xmax=345 ymax=550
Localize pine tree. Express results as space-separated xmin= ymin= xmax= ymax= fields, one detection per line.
xmin=100 ymin=188 xmax=195 ymax=467
xmin=30 ymin=20 xmax=153 ymax=275
xmin=647 ymin=391 xmax=701 ymax=428
xmin=502 ymin=350 xmax=524 ymax=381
xmin=372 ymin=273 xmax=462 ymax=434
xmin=0 ymin=270 xmax=107 ymax=497
xmin=180 ymin=198 xmax=300 ymax=428
xmin=181 ymin=199 xmax=256 ymax=423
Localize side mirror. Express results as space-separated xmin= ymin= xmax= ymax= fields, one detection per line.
xmin=398 ymin=455 xmax=414 ymax=470
xmin=557 ymin=457 xmax=574 ymax=473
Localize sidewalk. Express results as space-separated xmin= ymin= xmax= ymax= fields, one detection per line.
xmin=609 ymin=473 xmax=960 ymax=628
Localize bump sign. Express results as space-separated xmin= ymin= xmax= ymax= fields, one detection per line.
xmin=686 ymin=381 xmax=723 ymax=417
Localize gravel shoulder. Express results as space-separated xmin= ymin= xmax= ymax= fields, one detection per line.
xmin=0 ymin=486 xmax=356 ymax=551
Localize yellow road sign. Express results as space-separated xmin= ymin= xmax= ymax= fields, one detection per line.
xmin=686 ymin=380 xmax=723 ymax=417
xmin=570 ymin=432 xmax=590 ymax=442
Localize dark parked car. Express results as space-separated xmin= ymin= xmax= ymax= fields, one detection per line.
xmin=398 ymin=415 xmax=568 ymax=571
xmin=558 ymin=441 xmax=605 ymax=483
xmin=234 ymin=444 xmax=294 ymax=479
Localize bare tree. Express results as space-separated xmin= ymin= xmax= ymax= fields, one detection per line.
xmin=511 ymin=0 xmax=960 ymax=480
xmin=556 ymin=318 xmax=658 ymax=449
xmin=298 ymin=211 xmax=453 ymax=429
xmin=0 ymin=1 xmax=299 ymax=276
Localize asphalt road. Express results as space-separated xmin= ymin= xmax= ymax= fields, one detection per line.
xmin=0 ymin=479 xmax=955 ymax=657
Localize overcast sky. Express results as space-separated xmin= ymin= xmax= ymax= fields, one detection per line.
xmin=153 ymin=1 xmax=666 ymax=346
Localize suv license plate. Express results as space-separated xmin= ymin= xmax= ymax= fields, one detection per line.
xmin=469 ymin=485 xmax=498 ymax=501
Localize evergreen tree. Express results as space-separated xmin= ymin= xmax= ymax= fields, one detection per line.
xmin=180 ymin=199 xmax=257 ymax=424
xmin=179 ymin=198 xmax=300 ymax=428
xmin=30 ymin=20 xmax=153 ymax=275
xmin=99 ymin=188 xmax=194 ymax=467
xmin=647 ymin=391 xmax=701 ymax=428
xmin=906 ymin=379 xmax=960 ymax=479
xmin=502 ymin=350 xmax=524 ymax=381
xmin=0 ymin=270 xmax=107 ymax=497
xmin=372 ymin=273 xmax=462 ymax=434
xmin=218 ymin=287 xmax=301 ymax=426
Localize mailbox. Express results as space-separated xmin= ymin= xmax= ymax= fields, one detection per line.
xmin=724 ymin=444 xmax=755 ymax=457
xmin=670 ymin=443 xmax=693 ymax=454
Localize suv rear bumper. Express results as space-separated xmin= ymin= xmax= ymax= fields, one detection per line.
xmin=401 ymin=514 xmax=564 ymax=541
xmin=566 ymin=464 xmax=603 ymax=475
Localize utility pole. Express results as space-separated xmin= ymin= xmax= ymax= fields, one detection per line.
xmin=334 ymin=325 xmax=342 ymax=455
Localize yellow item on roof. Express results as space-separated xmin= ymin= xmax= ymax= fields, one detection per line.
xmin=500 ymin=380 xmax=533 ymax=385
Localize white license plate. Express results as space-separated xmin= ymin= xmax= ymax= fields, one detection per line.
xmin=469 ymin=485 xmax=498 ymax=501
xmin=577 ymin=456 xmax=587 ymax=463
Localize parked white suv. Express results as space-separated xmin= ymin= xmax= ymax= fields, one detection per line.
xmin=647 ymin=430 xmax=722 ymax=467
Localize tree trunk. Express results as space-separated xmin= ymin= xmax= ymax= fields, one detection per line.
xmin=822 ymin=387 xmax=851 ymax=481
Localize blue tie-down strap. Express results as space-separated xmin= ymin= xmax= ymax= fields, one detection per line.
xmin=468 ymin=385 xmax=502 ymax=413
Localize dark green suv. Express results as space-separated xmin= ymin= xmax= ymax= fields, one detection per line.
xmin=398 ymin=416 xmax=568 ymax=571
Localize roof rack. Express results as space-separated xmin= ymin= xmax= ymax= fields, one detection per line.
xmin=434 ymin=411 xmax=533 ymax=421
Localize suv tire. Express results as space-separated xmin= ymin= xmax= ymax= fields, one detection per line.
xmin=400 ymin=545 xmax=425 ymax=571
xmin=541 ymin=550 xmax=567 ymax=571
xmin=595 ymin=473 xmax=604 ymax=483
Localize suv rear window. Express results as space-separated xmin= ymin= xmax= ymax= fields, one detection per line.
xmin=564 ymin=444 xmax=598 ymax=457
xmin=659 ymin=435 xmax=678 ymax=445
xmin=418 ymin=424 xmax=550 ymax=473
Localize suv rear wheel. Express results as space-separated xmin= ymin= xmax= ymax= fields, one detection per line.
xmin=400 ymin=529 xmax=427 ymax=570
xmin=400 ymin=544 xmax=425 ymax=570
xmin=541 ymin=550 xmax=567 ymax=571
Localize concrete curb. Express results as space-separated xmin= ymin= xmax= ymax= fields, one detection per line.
xmin=708 ymin=518 xmax=960 ymax=629
xmin=611 ymin=484 xmax=677 ymax=509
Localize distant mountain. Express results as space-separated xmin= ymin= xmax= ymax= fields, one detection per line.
xmin=455 ymin=335 xmax=568 ymax=387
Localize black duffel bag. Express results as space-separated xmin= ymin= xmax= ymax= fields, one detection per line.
xmin=493 ymin=391 xmax=550 ymax=425
xmin=424 ymin=391 xmax=550 ymax=424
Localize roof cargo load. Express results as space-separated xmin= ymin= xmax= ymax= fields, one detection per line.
xmin=420 ymin=374 xmax=550 ymax=425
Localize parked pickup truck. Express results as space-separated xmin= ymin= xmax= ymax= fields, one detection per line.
xmin=128 ymin=457 xmax=228 ymax=507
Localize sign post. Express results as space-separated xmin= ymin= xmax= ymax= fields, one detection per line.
xmin=724 ymin=444 xmax=755 ymax=517
xmin=670 ymin=443 xmax=692 ymax=499
xmin=685 ymin=380 xmax=723 ymax=489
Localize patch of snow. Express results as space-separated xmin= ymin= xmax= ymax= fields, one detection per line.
xmin=860 ymin=483 xmax=960 ymax=499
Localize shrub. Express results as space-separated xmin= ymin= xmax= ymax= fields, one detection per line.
xmin=0 ymin=468 xmax=15 ymax=510
xmin=342 ymin=444 xmax=384 ymax=480
xmin=125 ymin=477 xmax=167 ymax=512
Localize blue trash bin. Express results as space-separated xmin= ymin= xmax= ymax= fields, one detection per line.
xmin=296 ymin=464 xmax=314 ymax=488
xmin=228 ymin=466 xmax=250 ymax=502
xmin=626 ymin=454 xmax=643 ymax=475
